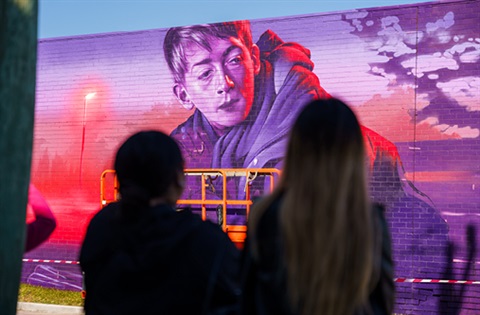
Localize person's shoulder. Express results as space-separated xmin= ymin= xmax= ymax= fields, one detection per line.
xmin=182 ymin=212 xmax=237 ymax=249
xmin=88 ymin=202 xmax=120 ymax=228
xmin=80 ymin=203 xmax=121 ymax=265
xmin=175 ymin=208 xmax=219 ymax=233
xmin=255 ymin=195 xmax=283 ymax=234
xmin=93 ymin=202 xmax=119 ymax=217
xmin=197 ymin=219 xmax=231 ymax=242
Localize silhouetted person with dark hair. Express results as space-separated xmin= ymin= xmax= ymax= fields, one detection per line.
xmin=80 ymin=131 xmax=240 ymax=315
xmin=25 ymin=183 xmax=57 ymax=252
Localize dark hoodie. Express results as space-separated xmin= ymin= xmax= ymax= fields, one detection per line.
xmin=80 ymin=202 xmax=240 ymax=315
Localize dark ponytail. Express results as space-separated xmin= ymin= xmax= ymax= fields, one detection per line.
xmin=114 ymin=131 xmax=184 ymax=218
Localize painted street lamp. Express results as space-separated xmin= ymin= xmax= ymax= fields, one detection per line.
xmin=79 ymin=92 xmax=96 ymax=183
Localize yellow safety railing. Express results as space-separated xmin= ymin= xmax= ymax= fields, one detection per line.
xmin=100 ymin=168 xmax=281 ymax=246
xmin=100 ymin=170 xmax=119 ymax=206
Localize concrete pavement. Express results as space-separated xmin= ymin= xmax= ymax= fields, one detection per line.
xmin=17 ymin=302 xmax=83 ymax=315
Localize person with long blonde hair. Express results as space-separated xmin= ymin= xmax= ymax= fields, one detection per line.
xmin=241 ymin=98 xmax=394 ymax=315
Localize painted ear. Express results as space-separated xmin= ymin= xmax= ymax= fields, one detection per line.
xmin=173 ymin=84 xmax=194 ymax=110
xmin=251 ymin=44 xmax=261 ymax=75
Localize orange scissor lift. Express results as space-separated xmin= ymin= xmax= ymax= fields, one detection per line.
xmin=100 ymin=168 xmax=281 ymax=247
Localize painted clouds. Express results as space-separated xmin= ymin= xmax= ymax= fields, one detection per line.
xmin=339 ymin=8 xmax=479 ymax=141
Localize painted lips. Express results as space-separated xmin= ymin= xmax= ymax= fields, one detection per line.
xmin=218 ymin=99 xmax=239 ymax=111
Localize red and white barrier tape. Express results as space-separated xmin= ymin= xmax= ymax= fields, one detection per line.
xmin=21 ymin=260 xmax=480 ymax=285
xmin=394 ymin=277 xmax=480 ymax=285
xmin=22 ymin=259 xmax=79 ymax=265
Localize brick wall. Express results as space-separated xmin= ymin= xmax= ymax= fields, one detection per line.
xmin=23 ymin=0 xmax=479 ymax=313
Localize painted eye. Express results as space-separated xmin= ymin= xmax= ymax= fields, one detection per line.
xmin=228 ymin=55 xmax=242 ymax=65
xmin=198 ymin=70 xmax=213 ymax=80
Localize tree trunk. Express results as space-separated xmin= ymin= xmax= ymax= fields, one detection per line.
xmin=0 ymin=0 xmax=38 ymax=313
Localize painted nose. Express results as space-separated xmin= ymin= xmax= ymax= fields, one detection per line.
xmin=217 ymin=74 xmax=235 ymax=94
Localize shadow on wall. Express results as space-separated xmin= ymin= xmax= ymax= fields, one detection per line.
xmin=438 ymin=224 xmax=477 ymax=315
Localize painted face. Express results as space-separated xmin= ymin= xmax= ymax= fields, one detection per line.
xmin=177 ymin=36 xmax=259 ymax=134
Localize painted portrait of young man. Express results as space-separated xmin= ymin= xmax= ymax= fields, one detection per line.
xmin=163 ymin=20 xmax=451 ymax=313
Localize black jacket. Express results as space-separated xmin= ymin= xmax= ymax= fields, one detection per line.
xmin=241 ymin=197 xmax=394 ymax=315
xmin=80 ymin=202 xmax=240 ymax=315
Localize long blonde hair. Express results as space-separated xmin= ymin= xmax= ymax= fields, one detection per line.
xmin=249 ymin=98 xmax=373 ymax=315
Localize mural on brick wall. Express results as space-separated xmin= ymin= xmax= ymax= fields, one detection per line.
xmin=24 ymin=0 xmax=479 ymax=313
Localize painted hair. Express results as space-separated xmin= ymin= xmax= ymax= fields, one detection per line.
xmin=249 ymin=98 xmax=374 ymax=315
xmin=163 ymin=20 xmax=253 ymax=84
xmin=114 ymin=131 xmax=184 ymax=217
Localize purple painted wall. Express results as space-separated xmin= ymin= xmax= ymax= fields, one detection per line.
xmin=25 ymin=0 xmax=479 ymax=313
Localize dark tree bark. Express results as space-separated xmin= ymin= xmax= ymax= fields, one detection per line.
xmin=0 ymin=0 xmax=38 ymax=313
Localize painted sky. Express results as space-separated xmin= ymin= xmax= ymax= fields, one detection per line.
xmin=39 ymin=0 xmax=434 ymax=38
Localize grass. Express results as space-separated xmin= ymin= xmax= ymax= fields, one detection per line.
xmin=18 ymin=284 xmax=84 ymax=306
